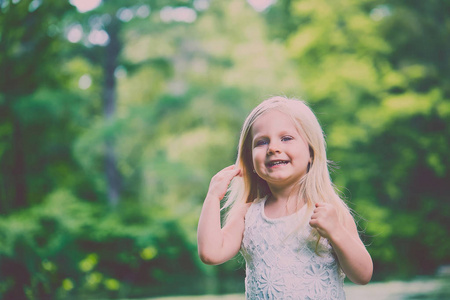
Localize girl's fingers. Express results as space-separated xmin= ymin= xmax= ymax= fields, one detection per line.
xmin=212 ymin=166 xmax=241 ymax=188
xmin=313 ymin=207 xmax=324 ymax=214
xmin=223 ymin=164 xmax=239 ymax=172
xmin=309 ymin=218 xmax=319 ymax=228
xmin=225 ymin=166 xmax=241 ymax=177
xmin=220 ymin=171 xmax=239 ymax=181
xmin=223 ymin=165 xmax=237 ymax=170
xmin=208 ymin=166 xmax=241 ymax=200
xmin=220 ymin=165 xmax=240 ymax=176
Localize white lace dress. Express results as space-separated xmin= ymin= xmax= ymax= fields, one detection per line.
xmin=241 ymin=197 xmax=346 ymax=299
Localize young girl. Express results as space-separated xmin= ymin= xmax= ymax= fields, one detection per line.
xmin=197 ymin=96 xmax=373 ymax=299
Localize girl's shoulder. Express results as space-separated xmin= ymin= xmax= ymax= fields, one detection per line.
xmin=229 ymin=199 xmax=253 ymax=220
xmin=249 ymin=196 xmax=268 ymax=210
xmin=243 ymin=196 xmax=266 ymax=219
xmin=253 ymin=196 xmax=267 ymax=205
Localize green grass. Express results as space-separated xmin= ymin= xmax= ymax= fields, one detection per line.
xmin=127 ymin=276 xmax=450 ymax=300
xmin=143 ymin=295 xmax=244 ymax=300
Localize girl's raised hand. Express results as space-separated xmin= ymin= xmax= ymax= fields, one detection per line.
xmin=309 ymin=202 xmax=341 ymax=240
xmin=207 ymin=165 xmax=241 ymax=201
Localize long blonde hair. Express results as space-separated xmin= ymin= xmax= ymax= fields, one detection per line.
xmin=223 ymin=96 xmax=349 ymax=235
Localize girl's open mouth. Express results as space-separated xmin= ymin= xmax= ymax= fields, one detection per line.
xmin=267 ymin=160 xmax=289 ymax=167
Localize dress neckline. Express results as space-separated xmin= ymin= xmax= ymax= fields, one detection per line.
xmin=260 ymin=195 xmax=307 ymax=223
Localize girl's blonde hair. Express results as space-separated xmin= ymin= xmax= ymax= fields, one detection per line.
xmin=223 ymin=96 xmax=349 ymax=236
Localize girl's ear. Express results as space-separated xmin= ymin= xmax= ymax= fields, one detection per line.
xmin=308 ymin=145 xmax=314 ymax=161
xmin=307 ymin=145 xmax=314 ymax=173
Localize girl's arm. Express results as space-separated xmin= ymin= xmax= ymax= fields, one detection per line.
xmin=310 ymin=202 xmax=373 ymax=285
xmin=197 ymin=165 xmax=248 ymax=265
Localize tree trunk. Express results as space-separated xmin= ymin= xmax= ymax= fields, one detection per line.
xmin=11 ymin=109 xmax=27 ymax=209
xmin=1 ymin=95 xmax=27 ymax=212
xmin=103 ymin=18 xmax=122 ymax=207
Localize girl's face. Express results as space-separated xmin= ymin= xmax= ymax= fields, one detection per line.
xmin=251 ymin=109 xmax=311 ymax=192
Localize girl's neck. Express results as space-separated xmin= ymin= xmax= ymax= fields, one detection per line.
xmin=268 ymin=183 xmax=297 ymax=202
xmin=267 ymin=184 xmax=304 ymax=210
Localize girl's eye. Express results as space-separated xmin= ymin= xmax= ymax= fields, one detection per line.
xmin=255 ymin=139 xmax=268 ymax=147
xmin=281 ymin=136 xmax=293 ymax=142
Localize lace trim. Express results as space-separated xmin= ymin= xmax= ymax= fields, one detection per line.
xmin=241 ymin=198 xmax=346 ymax=299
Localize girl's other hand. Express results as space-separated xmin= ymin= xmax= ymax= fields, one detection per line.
xmin=207 ymin=165 xmax=241 ymax=201
xmin=309 ymin=202 xmax=341 ymax=240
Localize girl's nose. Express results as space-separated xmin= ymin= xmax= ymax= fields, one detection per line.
xmin=267 ymin=142 xmax=281 ymax=155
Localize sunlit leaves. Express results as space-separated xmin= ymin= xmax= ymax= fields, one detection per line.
xmin=62 ymin=278 xmax=74 ymax=291
xmin=1 ymin=0 xmax=449 ymax=295
xmin=104 ymin=278 xmax=120 ymax=290
xmin=281 ymin=0 xmax=450 ymax=279
xmin=140 ymin=246 xmax=158 ymax=261
xmin=79 ymin=253 xmax=99 ymax=272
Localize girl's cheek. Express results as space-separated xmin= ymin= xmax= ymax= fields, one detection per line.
xmin=252 ymin=151 xmax=263 ymax=166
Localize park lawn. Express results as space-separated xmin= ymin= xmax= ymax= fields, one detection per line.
xmin=129 ymin=276 xmax=449 ymax=300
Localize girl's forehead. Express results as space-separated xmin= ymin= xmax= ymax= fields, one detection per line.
xmin=251 ymin=109 xmax=301 ymax=136
xmin=257 ymin=108 xmax=290 ymax=121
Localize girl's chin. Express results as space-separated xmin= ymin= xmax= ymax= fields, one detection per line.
xmin=265 ymin=176 xmax=295 ymax=185
xmin=264 ymin=174 xmax=305 ymax=187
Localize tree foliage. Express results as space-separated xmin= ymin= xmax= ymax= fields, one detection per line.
xmin=0 ymin=0 xmax=449 ymax=298
xmin=268 ymin=0 xmax=450 ymax=278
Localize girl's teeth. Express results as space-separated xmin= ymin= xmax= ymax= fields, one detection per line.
xmin=271 ymin=161 xmax=287 ymax=166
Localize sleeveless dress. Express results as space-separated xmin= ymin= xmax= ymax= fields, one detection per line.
xmin=241 ymin=197 xmax=346 ymax=299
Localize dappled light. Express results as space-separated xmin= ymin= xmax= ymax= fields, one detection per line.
xmin=247 ymin=0 xmax=275 ymax=12
xmin=115 ymin=5 xmax=151 ymax=22
xmin=70 ymin=0 xmax=101 ymax=13
xmin=1 ymin=0 xmax=449 ymax=299
xmin=160 ymin=6 xmax=197 ymax=23
xmin=78 ymin=74 xmax=92 ymax=90
xmin=193 ymin=0 xmax=209 ymax=11
xmin=370 ymin=5 xmax=391 ymax=21
xmin=88 ymin=28 xmax=109 ymax=46
xmin=28 ymin=0 xmax=41 ymax=12
xmin=66 ymin=23 xmax=83 ymax=43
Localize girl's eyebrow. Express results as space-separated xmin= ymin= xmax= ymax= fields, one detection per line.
xmin=279 ymin=131 xmax=293 ymax=136
xmin=252 ymin=133 xmax=263 ymax=140
xmin=252 ymin=130 xmax=296 ymax=142
xmin=252 ymin=135 xmax=266 ymax=144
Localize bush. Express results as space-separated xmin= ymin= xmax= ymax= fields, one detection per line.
xmin=0 ymin=189 xmax=204 ymax=299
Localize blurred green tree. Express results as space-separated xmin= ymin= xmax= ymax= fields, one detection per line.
xmin=0 ymin=0 xmax=74 ymax=211
xmin=1 ymin=0 xmax=299 ymax=297
xmin=267 ymin=0 xmax=450 ymax=278
xmin=2 ymin=0 xmax=449 ymax=298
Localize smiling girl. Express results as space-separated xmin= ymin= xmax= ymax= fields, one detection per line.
xmin=197 ymin=96 xmax=373 ymax=299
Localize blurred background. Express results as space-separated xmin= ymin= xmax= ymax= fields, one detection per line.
xmin=1 ymin=0 xmax=449 ymax=299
